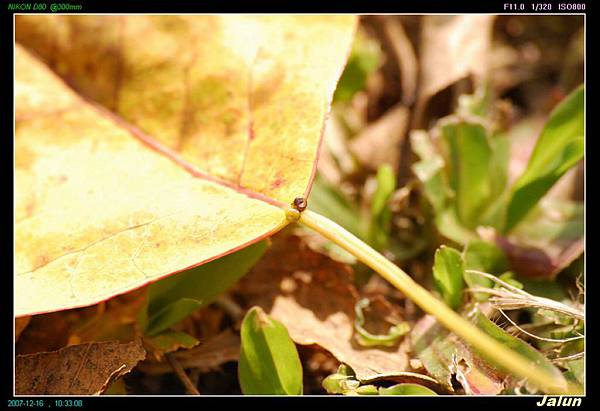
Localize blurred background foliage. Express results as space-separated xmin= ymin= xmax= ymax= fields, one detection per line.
xmin=308 ymin=14 xmax=583 ymax=287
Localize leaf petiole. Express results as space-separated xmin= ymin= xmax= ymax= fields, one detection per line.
xmin=297 ymin=208 xmax=580 ymax=395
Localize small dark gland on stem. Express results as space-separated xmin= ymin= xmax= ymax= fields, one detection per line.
xmin=285 ymin=197 xmax=307 ymax=223
xmin=293 ymin=197 xmax=307 ymax=212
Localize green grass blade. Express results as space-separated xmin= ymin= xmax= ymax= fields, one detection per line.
xmin=505 ymin=85 xmax=584 ymax=232
xmin=368 ymin=164 xmax=396 ymax=250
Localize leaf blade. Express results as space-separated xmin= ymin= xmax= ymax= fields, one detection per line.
xmin=505 ymin=86 xmax=584 ymax=232
xmin=432 ymin=246 xmax=465 ymax=310
xmin=15 ymin=16 xmax=357 ymax=316
xmin=441 ymin=121 xmax=494 ymax=228
xmin=238 ymin=306 xmax=303 ymax=395
xmin=16 ymin=15 xmax=357 ymax=204
xmin=378 ymin=383 xmax=437 ymax=396
xmin=144 ymin=240 xmax=267 ymax=335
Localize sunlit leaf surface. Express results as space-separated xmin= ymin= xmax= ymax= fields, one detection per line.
xmin=15 ymin=16 xmax=356 ymax=316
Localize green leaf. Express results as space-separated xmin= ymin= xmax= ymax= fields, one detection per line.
xmin=353 ymin=298 xmax=409 ymax=347
xmin=146 ymin=298 xmax=202 ymax=336
xmin=322 ymin=365 xmax=361 ymax=395
xmin=432 ymin=246 xmax=465 ymax=310
xmin=441 ymin=121 xmax=494 ymax=229
xmin=354 ymin=385 xmax=379 ymax=395
xmin=519 ymin=277 xmax=568 ymax=302
xmin=147 ymin=330 xmax=199 ymax=352
xmin=561 ymin=340 xmax=584 ymax=386
xmin=462 ymin=240 xmax=508 ymax=301
xmin=463 ymin=240 xmax=508 ymax=274
xmin=479 ymin=134 xmax=511 ymax=230
xmin=411 ymin=130 xmax=448 ymax=213
xmin=563 ymin=358 xmax=584 ymax=387
xmin=497 ymin=271 xmax=523 ymax=290
xmin=143 ymin=241 xmax=267 ymax=336
xmin=322 ymin=364 xmax=359 ymax=394
xmin=378 ymin=383 xmax=437 ymax=396
xmin=505 ymin=85 xmax=584 ymax=232
xmin=322 ymin=365 xmax=436 ymax=396
xmin=435 ymin=207 xmax=478 ymax=245
xmin=238 ymin=306 xmax=303 ymax=395
xmin=368 ymin=164 xmax=396 ymax=250
xmin=488 ymin=134 xmax=511 ymax=200
xmin=144 ymin=330 xmax=199 ymax=359
xmin=457 ymin=86 xmax=494 ymax=119
xmin=471 ymin=310 xmax=567 ymax=389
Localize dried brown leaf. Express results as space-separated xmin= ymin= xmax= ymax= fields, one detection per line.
xmin=349 ymin=105 xmax=409 ymax=171
xmin=16 ymin=289 xmax=146 ymax=355
xmin=139 ymin=330 xmax=240 ymax=375
xmin=411 ymin=315 xmax=505 ymax=395
xmin=380 ymin=17 xmax=418 ymax=105
xmin=416 ymin=15 xmax=495 ymax=125
xmin=16 ymin=339 xmax=146 ymax=395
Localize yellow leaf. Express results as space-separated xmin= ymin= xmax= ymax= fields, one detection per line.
xmin=15 ymin=16 xmax=357 ymax=316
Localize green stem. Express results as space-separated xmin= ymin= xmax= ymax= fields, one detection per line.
xmin=298 ymin=209 xmax=579 ymax=395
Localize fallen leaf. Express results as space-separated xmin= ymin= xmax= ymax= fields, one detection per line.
xmin=415 ymin=15 xmax=495 ymax=125
xmin=143 ymin=330 xmax=199 ymax=361
xmin=360 ymin=372 xmax=441 ymax=391
xmin=411 ymin=305 xmax=570 ymax=394
xmin=16 ymin=339 xmax=146 ymax=395
xmin=349 ymin=105 xmax=409 ymax=172
xmin=16 ymin=289 xmax=146 ymax=356
xmin=379 ymin=17 xmax=418 ymax=106
xmin=139 ymin=330 xmax=240 ymax=375
xmin=411 ymin=314 xmax=505 ymax=395
xmin=14 ymin=15 xmax=357 ymax=316
xmin=102 ymin=378 xmax=128 ymax=395
xmin=239 ymin=234 xmax=412 ymax=381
